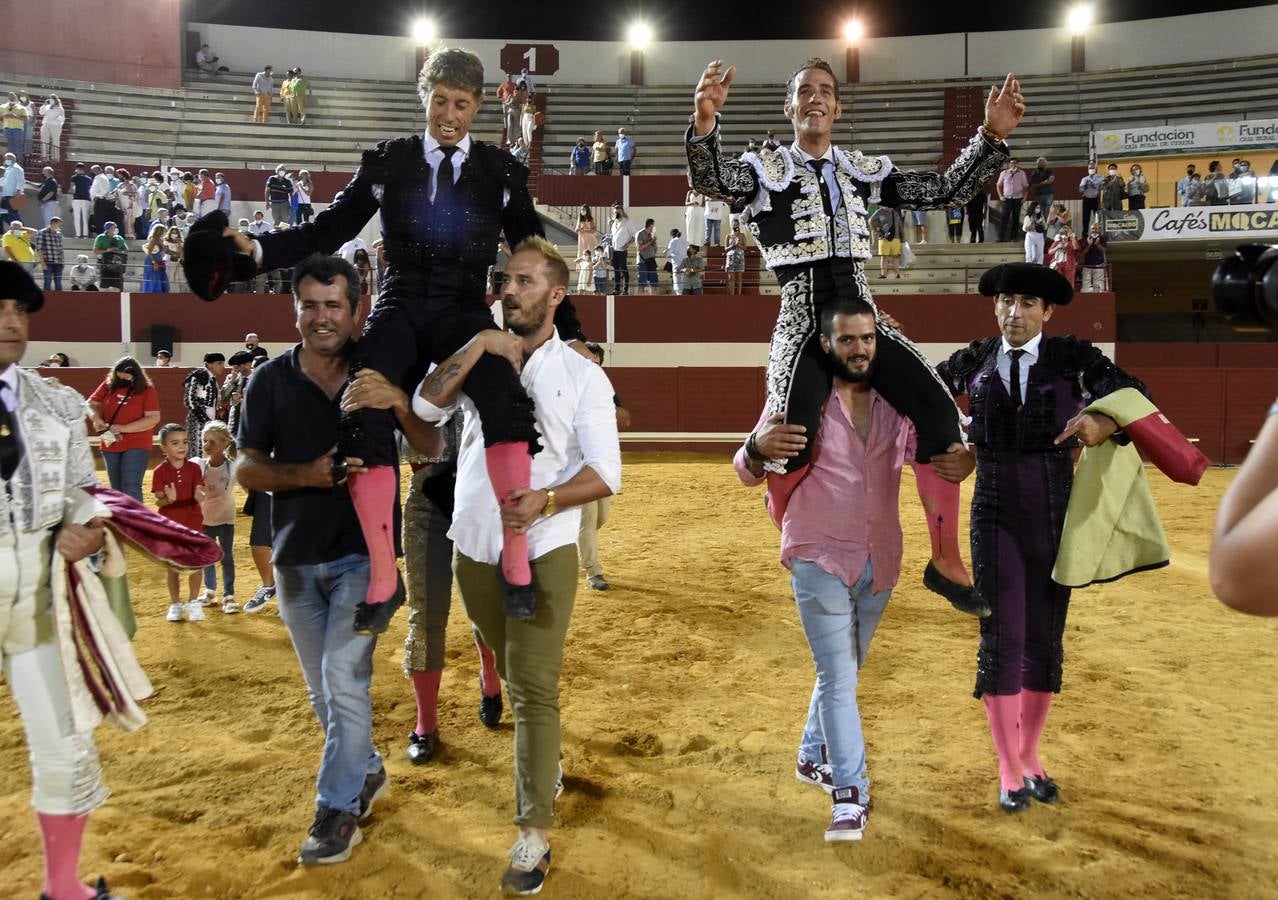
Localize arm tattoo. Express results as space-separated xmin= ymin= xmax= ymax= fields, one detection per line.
xmin=424 ymin=362 xmax=462 ymax=397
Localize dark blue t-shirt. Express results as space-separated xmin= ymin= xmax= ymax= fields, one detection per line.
xmin=572 ymin=146 xmax=590 ymax=168
xmin=237 ymin=343 xmax=402 ymax=566
xmin=71 ymin=173 xmax=92 ymax=200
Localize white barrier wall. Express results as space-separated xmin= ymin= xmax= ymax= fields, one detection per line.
xmin=192 ymin=7 xmax=1278 ymax=86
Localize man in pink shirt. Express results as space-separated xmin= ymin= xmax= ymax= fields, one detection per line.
xmin=996 ymin=157 xmax=1029 ymax=242
xmin=735 ymin=295 xmax=974 ymax=843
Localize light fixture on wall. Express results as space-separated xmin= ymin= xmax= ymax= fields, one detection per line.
xmin=842 ymin=19 xmax=864 ymax=44
xmin=842 ymin=19 xmax=865 ymax=84
xmin=629 ymin=22 xmax=652 ymax=86
xmin=1066 ymin=3 xmax=1094 ymax=73
xmin=411 ymin=17 xmax=436 ymax=45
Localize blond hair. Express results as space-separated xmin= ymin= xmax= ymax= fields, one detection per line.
xmin=513 ymin=236 xmax=569 ymax=288
xmin=201 ymin=420 xmax=234 ymax=446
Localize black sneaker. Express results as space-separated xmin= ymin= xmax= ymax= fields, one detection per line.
xmin=406 ymin=730 xmax=438 ymax=765
xmin=353 ymin=572 xmax=406 ymax=636
xmin=298 ymin=806 xmax=362 ymax=865
xmin=480 ymin=677 xmax=503 ymax=729
xmin=358 ymin=766 xmax=389 ymax=820
xmin=500 ymin=832 xmax=551 ymax=896
xmin=243 ymin=584 xmax=276 ymax=613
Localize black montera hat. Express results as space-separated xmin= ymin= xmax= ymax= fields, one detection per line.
xmin=977 ymin=262 xmax=1073 ymax=306
xmin=182 ymin=210 xmax=260 ymax=301
xmin=0 ymin=260 xmax=43 ymax=313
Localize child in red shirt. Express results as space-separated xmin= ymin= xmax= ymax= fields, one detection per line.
xmin=152 ymin=423 xmax=207 ymax=622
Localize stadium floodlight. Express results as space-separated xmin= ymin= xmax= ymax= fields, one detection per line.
xmin=628 ymin=22 xmax=653 ymax=50
xmin=412 ymin=17 xmax=436 ymax=45
xmin=843 ymin=19 xmax=865 ymax=44
xmin=1066 ymin=3 xmax=1094 ymax=34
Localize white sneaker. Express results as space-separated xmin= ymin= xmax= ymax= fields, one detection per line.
xmin=166 ymin=602 xmax=184 ymax=622
xmin=555 ymin=764 xmax=564 ymax=800
xmin=186 ymin=600 xmax=206 ymax=622
xmin=501 ymin=831 xmax=551 ymax=896
xmin=196 ymin=588 xmax=213 ymax=603
xmin=222 ymin=595 xmax=240 ymax=614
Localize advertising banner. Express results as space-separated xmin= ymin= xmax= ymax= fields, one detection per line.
xmin=1093 ymin=119 xmax=1278 ymax=156
xmin=1102 ymin=204 xmax=1278 ymax=242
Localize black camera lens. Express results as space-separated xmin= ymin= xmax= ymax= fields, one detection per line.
xmin=1211 ymin=243 xmax=1278 ymax=326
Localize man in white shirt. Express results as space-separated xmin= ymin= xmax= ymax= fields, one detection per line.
xmin=665 ymin=227 xmax=689 ymax=295
xmin=252 ymin=66 xmax=275 ymax=123
xmin=608 ymin=202 xmax=638 ymax=294
xmin=411 ymin=237 xmax=620 ymax=897
xmin=336 ymin=236 xmax=368 ymax=264
xmin=703 ymin=196 xmax=728 ymax=246
xmin=89 ymin=165 xmax=114 ymax=235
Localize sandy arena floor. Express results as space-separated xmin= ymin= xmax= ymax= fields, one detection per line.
xmin=2 ymin=458 xmax=1277 ymax=899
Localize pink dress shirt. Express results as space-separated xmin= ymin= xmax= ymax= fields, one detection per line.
xmin=735 ymin=388 xmax=917 ymax=593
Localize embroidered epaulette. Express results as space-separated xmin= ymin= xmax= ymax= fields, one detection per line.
xmin=834 ymin=147 xmax=894 ymax=184
xmin=750 ymin=146 xmax=794 ymax=192
xmin=360 ymin=136 xmax=421 ymax=183
xmin=31 ymin=373 xmax=89 ymax=422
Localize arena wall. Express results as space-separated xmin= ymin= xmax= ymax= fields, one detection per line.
xmin=187 ymin=8 xmax=1278 ymax=86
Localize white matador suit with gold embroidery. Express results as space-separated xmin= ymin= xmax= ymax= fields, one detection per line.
xmin=687 ymin=117 xmax=1008 ymax=612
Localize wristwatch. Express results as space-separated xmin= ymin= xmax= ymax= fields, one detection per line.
xmin=542 ymin=489 xmax=557 ymax=517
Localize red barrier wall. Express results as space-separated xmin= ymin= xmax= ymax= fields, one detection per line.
xmin=0 ymin=1 xmax=182 ymax=90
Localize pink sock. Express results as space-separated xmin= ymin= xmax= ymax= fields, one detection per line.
xmin=474 ymin=628 xmax=500 ymax=697
xmin=37 ymin=812 xmax=94 ymax=900
xmin=914 ymin=462 xmax=972 ymax=584
xmin=1019 ymin=690 xmax=1053 ymax=778
xmin=982 ymin=693 xmax=1024 ymax=792
xmin=484 ymin=441 xmax=533 ymax=586
xmin=411 ymin=669 xmax=443 ymax=736
xmin=348 ymin=466 xmax=398 ymax=605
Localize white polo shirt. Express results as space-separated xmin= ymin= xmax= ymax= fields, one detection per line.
xmin=413 ymin=332 xmax=621 ymax=565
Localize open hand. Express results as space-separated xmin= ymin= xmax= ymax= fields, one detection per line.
xmin=163 ymin=483 xmax=177 ymax=502
xmin=984 ymin=73 xmax=1025 ymax=137
xmin=694 ymin=59 xmax=736 ymax=135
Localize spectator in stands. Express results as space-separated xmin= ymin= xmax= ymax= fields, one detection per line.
xmin=575 ymin=205 xmax=597 ymax=257
xmin=1177 ymin=164 xmax=1197 ymax=207
xmin=195 ymin=169 xmax=216 ymax=216
xmin=1080 ymin=221 xmax=1107 ymax=293
xmin=195 ymin=44 xmax=229 ymax=75
xmin=616 ymin=128 xmax=636 ymax=175
xmin=89 ymin=164 xmax=116 ymax=234
xmin=252 ymin=65 xmax=275 ymax=123
xmin=636 ymin=218 xmax=658 ymax=293
xmin=574 ymin=247 xmax=593 ymax=294
xmin=1101 ymin=164 xmax=1125 ymax=219
xmin=1 ymin=92 xmax=28 ymax=164
xmin=36 ymin=166 xmax=58 ymax=227
xmin=116 ymin=169 xmax=139 ymax=239
xmin=869 ymin=205 xmax=904 ymax=278
xmin=520 ymin=96 xmax=537 ymax=150
xmin=591 ymin=245 xmax=610 ymax=293
xmin=214 ymin=171 xmax=233 ymax=216
xmin=725 ymin=223 xmax=746 ymax=293
xmin=17 ymin=92 xmax=32 ymax=160
xmin=281 ymin=69 xmax=297 ymax=124
xmin=180 ymin=172 xmax=198 ymax=213
xmin=1078 ymin=163 xmax=1102 ymax=234
xmin=38 ymin=94 xmax=64 ymax=160
xmin=609 ymin=202 xmax=637 ymax=294
xmin=93 ymin=221 xmax=128 ymax=290
xmin=1269 ymin=159 xmax=1278 ymax=203
xmin=0 ymin=151 xmax=24 ymax=227
xmin=1126 ymin=164 xmax=1148 ymax=210
xmin=909 ymin=210 xmax=928 ymax=245
xmin=293 ymin=170 xmax=314 ymax=223
xmin=592 ymin=130 xmax=612 ymax=175
xmin=762 ymin=130 xmax=780 ymax=151
xmin=684 ymin=190 xmax=705 ymax=246
xmin=1230 ymin=159 xmax=1258 ymax=204
xmin=294 ymin=69 xmax=313 ymax=125
xmin=141 ymin=223 xmax=170 ymax=293
xmin=34 ymin=215 xmax=63 ymax=291
xmin=3 ymin=220 xmax=37 ymax=274
xmin=498 ymin=73 xmax=520 ymax=145
xmin=266 ymin=165 xmax=294 ymax=227
xmin=1204 ymin=159 xmax=1229 ymax=206
xmin=946 ymin=205 xmax=964 ymax=243
xmin=966 ymin=190 xmax=987 ymax=243
xmin=518 ymin=66 xmax=536 ymax=95
xmin=704 ymin=196 xmax=727 ymax=247
xmin=336 ymin=235 xmax=367 ymax=264
xmin=1047 ymin=224 xmax=1079 ymax=288
xmin=1044 ymin=202 xmax=1070 ymax=243
xmin=1029 ymin=156 xmax=1055 ymax=218
xmin=565 ymin=138 xmax=588 ymax=175
xmin=996 ymin=158 xmax=1028 ymax=242
xmin=146 ymin=171 xmax=169 ymax=224
xmin=1022 ymin=202 xmax=1045 ymax=264
xmin=353 ymin=248 xmax=374 ymax=295
xmin=666 ymin=228 xmax=689 ymax=295
xmin=249 ymin=210 xmax=273 ymax=240
xmin=1183 ymin=172 xmax=1207 ymax=206
xmin=69 ymin=253 xmax=97 ymax=290
xmin=69 ymin=162 xmax=92 ymax=237
xmin=155 ymin=349 xmax=172 ymax=366
xmin=242 ymin=333 xmax=269 ymax=363
xmin=677 ymin=244 xmax=705 ymax=295
xmin=41 ymin=352 xmax=69 ymax=367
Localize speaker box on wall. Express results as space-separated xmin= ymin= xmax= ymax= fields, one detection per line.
xmin=150 ymin=324 xmax=176 ymax=357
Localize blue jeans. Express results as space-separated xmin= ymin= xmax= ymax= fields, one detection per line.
xmin=202 ymin=524 xmax=236 ymax=595
xmin=43 ymin=263 xmax=63 ymax=291
xmin=792 ymin=558 xmax=892 ymax=796
xmin=704 ymin=218 xmax=721 ymax=245
xmin=275 ymin=554 xmax=382 ymax=815
xmin=4 ymin=127 xmax=23 ymax=163
xmin=101 ymin=448 xmax=149 ymax=503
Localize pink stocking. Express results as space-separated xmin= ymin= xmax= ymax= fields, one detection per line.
xmin=347 ymin=466 xmax=399 ymax=605
xmin=474 ymin=628 xmax=501 ymax=697
xmin=484 ymin=441 xmax=533 ymax=586
xmin=764 ymin=465 xmax=809 ymax=529
xmin=1019 ymin=690 xmax=1053 ymax=779
xmin=411 ymin=669 xmax=443 ymax=736
xmin=36 ymin=812 xmax=94 ymax=900
xmin=914 ymin=462 xmax=972 ymax=585
xmin=982 ymin=693 xmax=1024 ymax=792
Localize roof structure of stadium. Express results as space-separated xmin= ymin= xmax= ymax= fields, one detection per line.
xmin=183 ymin=0 xmax=1278 ymax=42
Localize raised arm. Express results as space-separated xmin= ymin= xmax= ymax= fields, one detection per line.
xmin=685 ymin=60 xmax=761 ymax=212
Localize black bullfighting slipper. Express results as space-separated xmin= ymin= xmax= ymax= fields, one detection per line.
xmin=42 ymin=877 xmax=124 ymax=900
xmin=1023 ymin=773 xmax=1060 ymax=804
xmin=181 ymin=210 xmax=260 ymax=300
xmin=999 ymin=786 xmax=1033 ymax=813
xmin=923 ymin=561 xmax=992 ymax=618
xmin=353 ymin=572 xmax=406 ymax=636
xmin=406 ymin=730 xmax=438 ymax=765
xmin=479 ymin=677 xmax=503 ymax=729
xmin=497 ymin=553 xmax=537 ymax=622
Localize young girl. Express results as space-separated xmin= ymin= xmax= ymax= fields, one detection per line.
xmin=152 ymin=423 xmax=207 ymax=622
xmin=725 ymin=226 xmax=745 ymax=294
xmin=197 ymin=421 xmax=239 ymax=613
xmin=575 ymin=248 xmax=594 ymax=294
xmin=141 ymin=222 xmax=169 ymax=293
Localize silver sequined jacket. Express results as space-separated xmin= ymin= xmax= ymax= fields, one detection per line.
xmin=686 ymin=119 xmax=1009 ymax=273
xmin=1 ymin=366 xmax=97 ymax=543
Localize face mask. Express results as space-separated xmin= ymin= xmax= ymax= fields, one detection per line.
xmin=1088 ymin=168 xmax=1096 ymax=174
xmin=215 ymin=177 xmax=223 ymax=184
xmin=2 ymin=161 xmax=9 ymax=168
xmin=1241 ymin=164 xmax=1249 ymax=172
xmin=1108 ymin=169 xmax=1117 ymax=175
xmin=238 ymin=226 xmax=249 ymax=233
